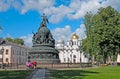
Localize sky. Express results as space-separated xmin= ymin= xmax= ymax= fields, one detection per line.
xmin=0 ymin=0 xmax=120 ymax=46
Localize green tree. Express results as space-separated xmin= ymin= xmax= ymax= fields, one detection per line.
xmin=5 ymin=37 xmax=24 ymax=45
xmin=5 ymin=37 xmax=13 ymax=42
xmin=13 ymin=38 xmax=24 ymax=45
xmin=82 ymin=12 xmax=96 ymax=64
xmin=93 ymin=6 xmax=120 ymax=64
xmin=82 ymin=6 xmax=120 ymax=64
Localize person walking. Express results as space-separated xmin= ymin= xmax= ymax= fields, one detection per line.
xmin=33 ymin=60 xmax=37 ymax=69
xmin=26 ymin=61 xmax=29 ymax=69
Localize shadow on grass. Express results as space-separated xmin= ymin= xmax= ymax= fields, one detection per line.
xmin=50 ymin=69 xmax=99 ymax=79
xmin=0 ymin=70 xmax=33 ymax=79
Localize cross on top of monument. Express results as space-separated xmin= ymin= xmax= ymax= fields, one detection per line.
xmin=41 ymin=13 xmax=49 ymax=26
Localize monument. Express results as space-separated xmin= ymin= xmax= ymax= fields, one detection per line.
xmin=28 ymin=14 xmax=60 ymax=63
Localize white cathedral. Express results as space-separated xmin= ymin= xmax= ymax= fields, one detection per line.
xmin=56 ymin=33 xmax=89 ymax=63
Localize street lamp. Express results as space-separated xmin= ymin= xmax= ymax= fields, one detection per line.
xmin=0 ymin=47 xmax=4 ymax=69
xmin=79 ymin=49 xmax=82 ymax=68
xmin=28 ymin=55 xmax=30 ymax=62
xmin=79 ymin=40 xmax=82 ymax=68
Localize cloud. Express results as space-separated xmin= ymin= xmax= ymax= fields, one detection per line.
xmin=68 ymin=0 xmax=102 ymax=19
xmin=20 ymin=0 xmax=120 ymax=23
xmin=75 ymin=24 xmax=86 ymax=40
xmin=43 ymin=5 xmax=73 ymax=23
xmin=101 ymin=0 xmax=120 ymax=11
xmin=21 ymin=0 xmax=55 ymax=14
xmin=51 ymin=25 xmax=72 ymax=41
xmin=20 ymin=34 xmax=33 ymax=46
xmin=52 ymin=24 xmax=86 ymax=42
xmin=0 ymin=0 xmax=120 ymax=23
xmin=0 ymin=0 xmax=22 ymax=12
xmin=0 ymin=0 xmax=11 ymax=12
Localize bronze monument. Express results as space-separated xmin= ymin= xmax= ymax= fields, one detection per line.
xmin=28 ymin=14 xmax=59 ymax=63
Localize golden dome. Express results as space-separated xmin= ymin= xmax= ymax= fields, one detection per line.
xmin=71 ymin=33 xmax=79 ymax=39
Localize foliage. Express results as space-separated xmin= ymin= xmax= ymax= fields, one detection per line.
xmin=5 ymin=37 xmax=13 ymax=42
xmin=82 ymin=12 xmax=93 ymax=54
xmin=13 ymin=38 xmax=24 ymax=45
xmin=82 ymin=6 xmax=120 ymax=64
xmin=5 ymin=37 xmax=24 ymax=45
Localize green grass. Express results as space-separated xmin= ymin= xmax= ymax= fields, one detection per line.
xmin=0 ymin=70 xmax=33 ymax=79
xmin=50 ymin=66 xmax=120 ymax=79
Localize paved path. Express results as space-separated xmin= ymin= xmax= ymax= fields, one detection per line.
xmin=30 ymin=68 xmax=50 ymax=79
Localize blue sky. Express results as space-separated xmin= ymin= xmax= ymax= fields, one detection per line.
xmin=0 ymin=0 xmax=120 ymax=46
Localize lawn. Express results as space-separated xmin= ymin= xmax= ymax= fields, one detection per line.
xmin=50 ymin=66 xmax=120 ymax=79
xmin=0 ymin=70 xmax=33 ymax=79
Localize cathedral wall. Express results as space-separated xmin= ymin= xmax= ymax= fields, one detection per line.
xmin=56 ymin=34 xmax=89 ymax=63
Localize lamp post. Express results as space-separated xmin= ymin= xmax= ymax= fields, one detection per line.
xmin=79 ymin=49 xmax=82 ymax=68
xmin=0 ymin=47 xmax=4 ymax=69
xmin=79 ymin=40 xmax=82 ymax=68
xmin=70 ymin=52 xmax=72 ymax=63
xmin=28 ymin=55 xmax=30 ymax=62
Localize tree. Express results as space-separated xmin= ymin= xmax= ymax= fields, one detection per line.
xmin=5 ymin=37 xmax=13 ymax=42
xmin=82 ymin=6 xmax=120 ymax=64
xmin=13 ymin=38 xmax=24 ymax=45
xmin=82 ymin=12 xmax=97 ymax=64
xmin=5 ymin=37 xmax=24 ymax=45
xmin=93 ymin=6 xmax=120 ymax=64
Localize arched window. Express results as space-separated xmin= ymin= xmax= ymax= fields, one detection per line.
xmin=73 ymin=55 xmax=76 ymax=58
xmin=73 ymin=55 xmax=76 ymax=63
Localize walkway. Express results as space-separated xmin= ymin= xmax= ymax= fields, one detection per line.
xmin=27 ymin=68 xmax=50 ymax=79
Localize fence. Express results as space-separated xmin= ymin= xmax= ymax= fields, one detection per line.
xmin=0 ymin=63 xmax=26 ymax=69
xmin=0 ymin=63 xmax=92 ymax=69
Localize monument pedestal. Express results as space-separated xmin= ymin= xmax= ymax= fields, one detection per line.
xmin=29 ymin=45 xmax=60 ymax=63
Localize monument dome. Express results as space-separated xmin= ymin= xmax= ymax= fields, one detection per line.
xmin=38 ymin=26 xmax=50 ymax=34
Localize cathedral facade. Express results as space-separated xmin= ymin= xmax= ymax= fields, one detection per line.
xmin=56 ymin=33 xmax=89 ymax=63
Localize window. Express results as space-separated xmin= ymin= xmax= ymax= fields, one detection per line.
xmin=0 ymin=58 xmax=2 ymax=62
xmin=64 ymin=58 xmax=66 ymax=62
xmin=73 ymin=55 xmax=76 ymax=58
xmin=75 ymin=41 xmax=76 ymax=45
xmin=13 ymin=50 xmax=14 ymax=55
xmin=68 ymin=58 xmax=70 ymax=62
xmin=73 ymin=55 xmax=76 ymax=63
xmin=73 ymin=59 xmax=76 ymax=63
xmin=6 ymin=58 xmax=8 ymax=62
xmin=6 ymin=50 xmax=8 ymax=55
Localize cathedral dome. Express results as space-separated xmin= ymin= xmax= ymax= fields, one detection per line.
xmin=71 ymin=33 xmax=79 ymax=39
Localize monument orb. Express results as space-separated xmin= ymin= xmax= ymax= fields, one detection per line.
xmin=28 ymin=14 xmax=60 ymax=63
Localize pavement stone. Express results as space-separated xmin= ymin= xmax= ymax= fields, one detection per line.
xmin=27 ymin=68 xmax=50 ymax=79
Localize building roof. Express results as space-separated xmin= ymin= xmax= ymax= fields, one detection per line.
xmin=71 ymin=33 xmax=79 ymax=39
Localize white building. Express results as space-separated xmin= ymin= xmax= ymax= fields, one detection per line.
xmin=56 ymin=33 xmax=89 ymax=63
